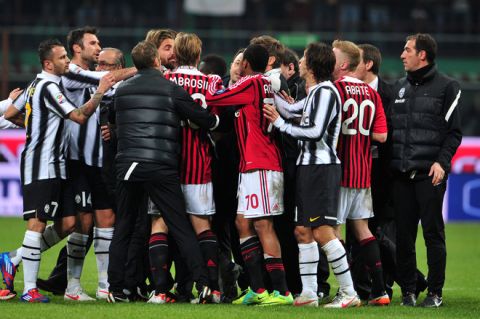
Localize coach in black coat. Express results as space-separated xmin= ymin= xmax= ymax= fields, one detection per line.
xmin=108 ymin=41 xmax=219 ymax=300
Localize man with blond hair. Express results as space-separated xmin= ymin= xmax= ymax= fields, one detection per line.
xmin=331 ymin=40 xmax=390 ymax=306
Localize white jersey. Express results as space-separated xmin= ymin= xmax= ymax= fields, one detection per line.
xmin=13 ymin=71 xmax=75 ymax=185
xmin=62 ymin=63 xmax=107 ymax=167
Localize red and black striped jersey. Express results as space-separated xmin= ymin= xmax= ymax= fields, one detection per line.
xmin=206 ymin=74 xmax=282 ymax=173
xmin=164 ymin=66 xmax=221 ymax=184
xmin=335 ymin=76 xmax=387 ymax=188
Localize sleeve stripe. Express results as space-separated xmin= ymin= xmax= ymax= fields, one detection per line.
xmin=445 ymin=90 xmax=461 ymax=122
xmin=64 ymin=71 xmax=100 ymax=86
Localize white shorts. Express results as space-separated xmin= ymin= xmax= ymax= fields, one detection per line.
xmin=181 ymin=182 xmax=216 ymax=216
xmin=237 ymin=170 xmax=284 ymax=219
xmin=337 ymin=187 xmax=374 ymax=224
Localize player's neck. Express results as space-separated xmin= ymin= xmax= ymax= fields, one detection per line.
xmin=305 ymin=75 xmax=318 ymax=91
xmin=71 ymin=57 xmax=89 ymax=70
xmin=364 ymin=73 xmax=377 ymax=84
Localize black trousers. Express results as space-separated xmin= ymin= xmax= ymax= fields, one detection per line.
xmin=108 ymin=174 xmax=208 ymax=292
xmin=393 ymin=176 xmax=447 ymax=296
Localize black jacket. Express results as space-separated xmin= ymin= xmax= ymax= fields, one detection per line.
xmin=115 ymin=68 xmax=218 ymax=174
xmin=389 ymin=65 xmax=462 ymax=176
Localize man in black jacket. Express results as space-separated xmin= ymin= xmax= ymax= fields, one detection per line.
xmin=107 ymin=41 xmax=219 ymax=303
xmin=390 ymin=34 xmax=462 ymax=308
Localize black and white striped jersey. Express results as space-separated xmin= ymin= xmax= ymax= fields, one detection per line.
xmin=273 ymin=81 xmax=342 ymax=166
xmin=62 ymin=63 xmax=107 ymax=167
xmin=13 ymin=71 xmax=76 ymax=185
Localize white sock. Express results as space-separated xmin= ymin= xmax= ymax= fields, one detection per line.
xmin=321 ymin=238 xmax=355 ymax=296
xmin=66 ymin=232 xmax=89 ymax=292
xmin=298 ymin=242 xmax=319 ymax=295
xmin=21 ymin=230 xmax=42 ymax=293
xmin=93 ymin=227 xmax=113 ymax=290
xmin=40 ymin=224 xmax=62 ymax=252
xmin=9 ymin=248 xmax=23 ymax=266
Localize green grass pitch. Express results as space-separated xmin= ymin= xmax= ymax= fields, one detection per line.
xmin=0 ymin=217 xmax=479 ymax=319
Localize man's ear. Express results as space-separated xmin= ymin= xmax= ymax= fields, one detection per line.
xmin=365 ymin=60 xmax=374 ymax=72
xmin=268 ymin=56 xmax=276 ymax=67
xmin=418 ymin=50 xmax=427 ymax=62
xmin=72 ymin=43 xmax=82 ymax=55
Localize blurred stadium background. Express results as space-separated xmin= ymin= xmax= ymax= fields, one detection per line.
xmin=1 ymin=0 xmax=479 ymax=221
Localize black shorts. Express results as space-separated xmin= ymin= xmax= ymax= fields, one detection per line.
xmin=295 ymin=164 xmax=340 ymax=227
xmin=22 ymin=178 xmax=76 ymax=221
xmin=68 ymin=160 xmax=113 ymax=212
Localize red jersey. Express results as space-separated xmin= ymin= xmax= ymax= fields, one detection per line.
xmin=335 ymin=76 xmax=387 ymax=188
xmin=206 ymin=74 xmax=282 ymax=173
xmin=164 ymin=66 xmax=221 ymax=184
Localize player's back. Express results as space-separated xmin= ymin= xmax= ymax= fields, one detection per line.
xmin=335 ymin=76 xmax=386 ymax=188
xmin=164 ymin=67 xmax=217 ymax=184
xmin=207 ymin=74 xmax=282 ymax=173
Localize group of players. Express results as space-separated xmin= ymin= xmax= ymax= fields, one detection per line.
xmin=0 ymin=26 xmax=410 ymax=308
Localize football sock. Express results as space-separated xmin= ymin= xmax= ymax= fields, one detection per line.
xmin=264 ymin=255 xmax=288 ymax=295
xmin=322 ymin=238 xmax=356 ymax=296
xmin=148 ymin=232 xmax=169 ymax=294
xmin=298 ymin=242 xmax=319 ymax=294
xmin=239 ymin=236 xmax=265 ymax=292
xmin=66 ymin=232 xmax=89 ymax=292
xmin=360 ymin=236 xmax=385 ymax=296
xmin=40 ymin=224 xmax=62 ymax=252
xmin=9 ymin=248 xmax=23 ymax=266
xmin=93 ymin=227 xmax=113 ymax=290
xmin=21 ymin=230 xmax=42 ymax=293
xmin=197 ymin=230 xmax=220 ymax=291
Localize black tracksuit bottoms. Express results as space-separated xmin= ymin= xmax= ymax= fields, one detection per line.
xmin=108 ymin=174 xmax=209 ymax=293
xmin=393 ymin=176 xmax=447 ymax=296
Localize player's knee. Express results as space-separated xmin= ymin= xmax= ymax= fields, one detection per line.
xmin=253 ymin=218 xmax=273 ymax=235
xmin=294 ymin=226 xmax=313 ymax=243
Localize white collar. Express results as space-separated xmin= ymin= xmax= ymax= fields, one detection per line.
xmin=368 ymin=76 xmax=379 ymax=91
xmin=39 ymin=70 xmax=61 ymax=84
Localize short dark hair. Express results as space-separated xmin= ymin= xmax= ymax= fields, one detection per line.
xmin=243 ymin=44 xmax=269 ymax=73
xmin=250 ymin=35 xmax=285 ymax=68
xmin=67 ymin=26 xmax=98 ymax=55
xmin=358 ymin=43 xmax=382 ymax=75
xmin=38 ymin=38 xmax=64 ymax=66
xmin=305 ymin=42 xmax=335 ymax=82
xmin=282 ymin=48 xmax=299 ymax=74
xmin=199 ymin=54 xmax=227 ymax=77
xmin=102 ymin=47 xmax=126 ymax=68
xmin=131 ymin=41 xmax=158 ymax=70
xmin=406 ymin=33 xmax=437 ymax=64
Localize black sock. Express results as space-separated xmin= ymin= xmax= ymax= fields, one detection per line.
xmin=360 ymin=236 xmax=385 ymax=296
xmin=264 ymin=257 xmax=288 ymax=295
xmin=198 ymin=230 xmax=220 ymax=291
xmin=149 ymin=232 xmax=169 ymax=294
xmin=240 ymin=236 xmax=265 ymax=292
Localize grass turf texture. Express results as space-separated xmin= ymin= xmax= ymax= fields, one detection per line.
xmin=0 ymin=217 xmax=479 ymax=319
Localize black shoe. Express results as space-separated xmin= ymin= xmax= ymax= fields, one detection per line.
xmin=198 ymin=286 xmax=212 ymax=304
xmin=107 ymin=291 xmax=130 ymax=303
xmin=37 ymin=278 xmax=65 ymax=296
xmin=401 ymin=292 xmax=416 ymax=307
xmin=420 ymin=292 xmax=442 ymax=308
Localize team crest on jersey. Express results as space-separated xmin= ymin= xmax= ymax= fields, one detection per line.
xmin=56 ymin=93 xmax=65 ymax=104
xmin=398 ymin=87 xmax=405 ymax=98
xmin=235 ymin=110 xmax=240 ymax=117
xmin=44 ymin=204 xmax=50 ymax=213
xmin=75 ymin=194 xmax=81 ymax=204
